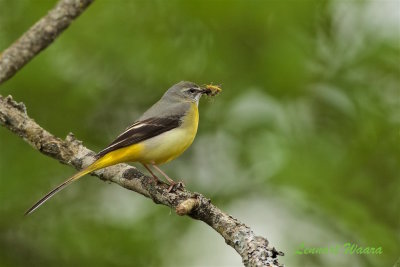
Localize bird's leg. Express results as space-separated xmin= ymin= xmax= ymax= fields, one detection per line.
xmin=152 ymin=164 xmax=185 ymax=192
xmin=151 ymin=164 xmax=174 ymax=184
xmin=142 ymin=163 xmax=161 ymax=184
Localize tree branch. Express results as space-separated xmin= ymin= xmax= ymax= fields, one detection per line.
xmin=0 ymin=95 xmax=284 ymax=266
xmin=0 ymin=0 xmax=94 ymax=85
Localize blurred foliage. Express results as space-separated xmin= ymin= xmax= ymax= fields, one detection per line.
xmin=0 ymin=0 xmax=399 ymax=266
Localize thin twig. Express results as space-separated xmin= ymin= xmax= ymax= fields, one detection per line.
xmin=0 ymin=0 xmax=94 ymax=85
xmin=0 ymin=95 xmax=284 ymax=266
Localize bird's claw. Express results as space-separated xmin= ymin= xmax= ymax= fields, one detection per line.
xmin=167 ymin=181 xmax=185 ymax=193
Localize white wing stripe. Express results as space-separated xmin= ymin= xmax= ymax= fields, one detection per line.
xmin=117 ymin=122 xmax=149 ymax=138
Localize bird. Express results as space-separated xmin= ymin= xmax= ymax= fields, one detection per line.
xmin=25 ymin=81 xmax=221 ymax=215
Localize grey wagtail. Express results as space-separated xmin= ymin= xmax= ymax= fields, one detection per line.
xmin=25 ymin=81 xmax=221 ymax=215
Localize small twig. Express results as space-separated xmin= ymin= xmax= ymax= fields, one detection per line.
xmin=0 ymin=94 xmax=284 ymax=267
xmin=0 ymin=0 xmax=94 ymax=85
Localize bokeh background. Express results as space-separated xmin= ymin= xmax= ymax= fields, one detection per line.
xmin=0 ymin=0 xmax=399 ymax=266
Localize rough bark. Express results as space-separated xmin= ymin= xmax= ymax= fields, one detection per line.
xmin=0 ymin=95 xmax=284 ymax=266
xmin=0 ymin=0 xmax=93 ymax=85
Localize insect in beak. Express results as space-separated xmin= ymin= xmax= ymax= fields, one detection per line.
xmin=201 ymin=84 xmax=222 ymax=96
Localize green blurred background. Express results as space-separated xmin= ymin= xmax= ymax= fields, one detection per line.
xmin=0 ymin=0 xmax=399 ymax=266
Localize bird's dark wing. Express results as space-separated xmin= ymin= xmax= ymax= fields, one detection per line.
xmin=96 ymin=115 xmax=182 ymax=158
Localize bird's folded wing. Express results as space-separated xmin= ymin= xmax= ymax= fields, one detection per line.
xmin=96 ymin=115 xmax=182 ymax=158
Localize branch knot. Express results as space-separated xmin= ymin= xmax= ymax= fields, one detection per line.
xmin=4 ymin=95 xmax=27 ymax=114
xmin=176 ymin=198 xmax=200 ymax=216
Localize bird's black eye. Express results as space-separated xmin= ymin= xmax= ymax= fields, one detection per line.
xmin=188 ymin=88 xmax=196 ymax=93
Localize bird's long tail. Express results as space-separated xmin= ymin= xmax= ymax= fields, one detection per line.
xmin=25 ymin=158 xmax=107 ymax=215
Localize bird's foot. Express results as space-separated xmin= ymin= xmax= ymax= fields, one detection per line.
xmin=167 ymin=180 xmax=185 ymax=193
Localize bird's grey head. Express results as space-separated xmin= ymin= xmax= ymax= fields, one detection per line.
xmin=163 ymin=81 xmax=206 ymax=104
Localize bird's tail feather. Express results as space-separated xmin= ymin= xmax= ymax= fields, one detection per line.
xmin=25 ymin=160 xmax=102 ymax=216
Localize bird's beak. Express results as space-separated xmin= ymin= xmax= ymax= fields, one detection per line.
xmin=199 ymin=88 xmax=209 ymax=94
xmin=200 ymin=84 xmax=222 ymax=96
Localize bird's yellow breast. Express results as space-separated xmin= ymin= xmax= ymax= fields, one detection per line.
xmin=135 ymin=102 xmax=199 ymax=165
xmin=96 ymin=103 xmax=199 ymax=166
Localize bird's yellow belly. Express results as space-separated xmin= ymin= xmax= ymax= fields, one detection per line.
xmin=97 ymin=103 xmax=199 ymax=166
xmin=137 ymin=103 xmax=199 ymax=165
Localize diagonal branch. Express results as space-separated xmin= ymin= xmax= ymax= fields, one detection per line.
xmin=0 ymin=94 xmax=284 ymax=266
xmin=0 ymin=0 xmax=94 ymax=85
